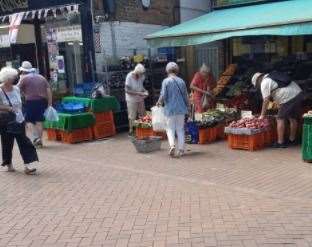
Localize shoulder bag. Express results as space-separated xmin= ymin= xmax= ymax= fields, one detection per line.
xmin=171 ymin=78 xmax=190 ymax=121
xmin=1 ymin=88 xmax=23 ymax=135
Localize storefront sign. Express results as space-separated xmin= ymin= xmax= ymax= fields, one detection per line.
xmin=0 ymin=0 xmax=28 ymax=14
xmin=56 ymin=25 xmax=82 ymax=42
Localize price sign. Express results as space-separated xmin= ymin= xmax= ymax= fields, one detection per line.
xmin=241 ymin=110 xmax=253 ymax=119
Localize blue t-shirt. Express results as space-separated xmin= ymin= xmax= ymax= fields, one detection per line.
xmin=159 ymin=76 xmax=189 ymax=117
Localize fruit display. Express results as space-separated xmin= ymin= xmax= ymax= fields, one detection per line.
xmin=222 ymin=64 xmax=238 ymax=76
xmin=228 ymin=117 xmax=270 ymax=129
xmin=213 ymin=64 xmax=237 ymax=96
xmin=134 ymin=115 xmax=152 ymax=128
xmin=196 ymin=109 xmax=238 ymax=128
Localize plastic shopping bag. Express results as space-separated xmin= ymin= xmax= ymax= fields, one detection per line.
xmin=151 ymin=106 xmax=167 ymax=132
xmin=44 ymin=106 xmax=59 ymax=122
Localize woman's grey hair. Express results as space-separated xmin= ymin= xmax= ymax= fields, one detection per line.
xmin=0 ymin=67 xmax=18 ymax=83
xmin=166 ymin=62 xmax=179 ymax=74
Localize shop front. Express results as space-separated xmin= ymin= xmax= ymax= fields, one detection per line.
xmin=0 ymin=0 xmax=95 ymax=95
xmin=144 ymin=0 xmax=312 ymax=155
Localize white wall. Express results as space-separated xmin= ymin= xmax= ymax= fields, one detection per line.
xmin=180 ymin=0 xmax=211 ymax=22
xmin=96 ymin=21 xmax=167 ymax=71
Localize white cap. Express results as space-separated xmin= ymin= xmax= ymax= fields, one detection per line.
xmin=19 ymin=61 xmax=35 ymax=73
xmin=166 ymin=62 xmax=179 ymax=73
xmin=251 ymin=72 xmax=263 ymax=87
xmin=133 ymin=63 xmax=146 ymax=74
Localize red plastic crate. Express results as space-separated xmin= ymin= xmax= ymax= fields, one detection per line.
xmin=46 ymin=129 xmax=61 ymax=141
xmin=93 ymin=121 xmax=116 ymax=139
xmin=94 ymin=111 xmax=114 ymax=123
xmin=60 ymin=128 xmax=93 ymax=144
xmin=135 ymin=127 xmax=154 ymax=140
xmin=217 ymin=124 xmax=226 ymax=140
xmin=228 ymin=132 xmax=265 ymax=151
xmin=155 ymin=131 xmax=167 ymax=140
xmin=135 ymin=127 xmax=166 ymax=140
xmin=198 ymin=127 xmax=217 ymax=144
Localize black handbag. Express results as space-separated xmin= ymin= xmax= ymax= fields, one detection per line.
xmin=1 ymin=88 xmax=23 ymax=135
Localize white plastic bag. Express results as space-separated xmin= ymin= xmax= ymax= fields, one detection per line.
xmin=151 ymin=106 xmax=167 ymax=132
xmin=44 ymin=106 xmax=59 ymax=122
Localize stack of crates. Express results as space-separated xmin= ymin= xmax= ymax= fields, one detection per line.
xmin=92 ymin=111 xmax=116 ymax=139
xmin=302 ymin=116 xmax=312 ymax=162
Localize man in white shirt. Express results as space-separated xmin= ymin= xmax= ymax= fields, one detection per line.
xmin=125 ymin=63 xmax=149 ymax=135
xmin=252 ymin=72 xmax=303 ymax=148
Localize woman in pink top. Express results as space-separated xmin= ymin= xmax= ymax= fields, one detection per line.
xmin=190 ymin=64 xmax=216 ymax=113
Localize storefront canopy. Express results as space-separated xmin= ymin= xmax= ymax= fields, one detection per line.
xmin=146 ymin=0 xmax=312 ymax=48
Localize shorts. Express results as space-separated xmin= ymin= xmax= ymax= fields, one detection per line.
xmin=126 ymin=101 xmax=145 ymax=120
xmin=25 ymin=99 xmax=48 ymax=123
xmin=278 ymin=92 xmax=303 ymax=120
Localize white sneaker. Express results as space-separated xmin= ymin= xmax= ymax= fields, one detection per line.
xmin=7 ymin=164 xmax=15 ymax=172
xmin=176 ymin=150 xmax=185 ymax=158
xmin=169 ymin=147 xmax=175 ymax=157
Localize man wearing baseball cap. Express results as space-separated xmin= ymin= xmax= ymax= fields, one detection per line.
xmin=252 ymin=72 xmax=303 ymax=148
xmin=18 ymin=61 xmax=52 ymax=148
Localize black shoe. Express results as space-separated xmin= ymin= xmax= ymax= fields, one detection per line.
xmin=287 ymin=139 xmax=299 ymax=146
xmin=272 ymin=142 xmax=288 ymax=148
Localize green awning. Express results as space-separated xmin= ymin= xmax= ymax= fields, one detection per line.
xmin=146 ymin=0 xmax=312 ymax=47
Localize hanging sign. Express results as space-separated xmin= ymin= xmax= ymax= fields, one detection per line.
xmin=9 ymin=12 xmax=23 ymax=44
xmin=56 ymin=55 xmax=65 ymax=74
xmin=56 ymin=25 xmax=82 ymax=42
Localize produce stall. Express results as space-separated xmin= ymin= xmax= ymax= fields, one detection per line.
xmin=185 ymin=108 xmax=239 ymax=145
xmin=45 ymin=96 xmax=119 ymax=144
xmin=225 ymin=117 xmax=275 ymax=151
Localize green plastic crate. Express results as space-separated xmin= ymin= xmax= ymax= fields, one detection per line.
xmin=302 ymin=124 xmax=312 ymax=161
xmin=303 ymin=116 xmax=312 ymax=125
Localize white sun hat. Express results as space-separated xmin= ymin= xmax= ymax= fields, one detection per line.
xmin=19 ymin=61 xmax=35 ymax=73
xmin=251 ymin=72 xmax=263 ymax=87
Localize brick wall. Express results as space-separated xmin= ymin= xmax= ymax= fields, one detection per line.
xmin=112 ymin=0 xmax=179 ymax=26
xmin=95 ymin=21 xmax=167 ymax=71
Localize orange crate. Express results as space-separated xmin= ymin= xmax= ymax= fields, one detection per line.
xmin=46 ymin=129 xmax=61 ymax=141
xmin=155 ymin=131 xmax=167 ymax=140
xmin=198 ymin=127 xmax=217 ymax=144
xmin=217 ymin=124 xmax=226 ymax=140
xmin=93 ymin=121 xmax=116 ymax=139
xmin=228 ymin=132 xmax=265 ymax=151
xmin=94 ymin=111 xmax=114 ymax=123
xmin=136 ymin=127 xmax=154 ymax=140
xmin=264 ymin=128 xmax=276 ymax=146
xmin=60 ymin=128 xmax=93 ymax=144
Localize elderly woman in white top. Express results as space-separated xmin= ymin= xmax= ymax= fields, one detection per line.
xmin=125 ymin=63 xmax=149 ymax=135
xmin=0 ymin=67 xmax=38 ymax=174
xmin=157 ymin=62 xmax=189 ymax=158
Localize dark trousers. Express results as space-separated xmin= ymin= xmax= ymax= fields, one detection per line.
xmin=1 ymin=123 xmax=38 ymax=166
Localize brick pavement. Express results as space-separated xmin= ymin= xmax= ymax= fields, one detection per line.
xmin=0 ymin=135 xmax=312 ymax=246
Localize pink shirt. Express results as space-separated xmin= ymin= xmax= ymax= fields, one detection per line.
xmin=19 ymin=74 xmax=50 ymax=101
